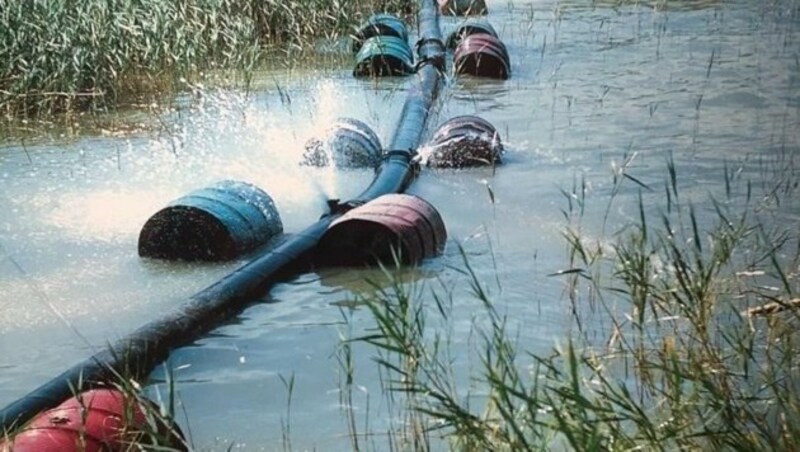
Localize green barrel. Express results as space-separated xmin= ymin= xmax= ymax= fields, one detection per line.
xmin=138 ymin=180 xmax=283 ymax=261
xmin=353 ymin=36 xmax=415 ymax=77
xmin=352 ymin=14 xmax=409 ymax=53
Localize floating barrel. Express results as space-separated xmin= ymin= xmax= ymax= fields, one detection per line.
xmin=438 ymin=0 xmax=488 ymax=16
xmin=0 ymin=389 xmax=185 ymax=451
xmin=301 ymin=118 xmax=383 ymax=169
xmin=352 ymin=14 xmax=409 ymax=53
xmin=454 ymin=33 xmax=510 ymax=80
xmin=353 ymin=36 xmax=415 ymax=77
xmin=138 ymin=180 xmax=283 ymax=261
xmin=426 ymin=115 xmax=503 ymax=167
xmin=317 ymin=194 xmax=446 ymax=266
xmin=446 ymin=18 xmax=498 ymax=49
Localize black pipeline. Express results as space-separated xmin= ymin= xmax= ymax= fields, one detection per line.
xmin=0 ymin=0 xmax=445 ymax=432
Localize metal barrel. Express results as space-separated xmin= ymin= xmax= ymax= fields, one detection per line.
xmin=0 ymin=0 xmax=447 ymax=433
xmin=446 ymin=18 xmax=498 ymax=49
xmin=317 ymin=194 xmax=447 ymax=266
xmin=301 ymin=117 xmax=383 ymax=168
xmin=453 ymin=33 xmax=510 ymax=79
xmin=353 ymin=36 xmax=415 ymax=77
xmin=352 ymin=13 xmax=409 ymax=53
xmin=426 ymin=115 xmax=503 ymax=167
xmin=138 ymin=180 xmax=283 ymax=261
xmin=0 ymin=389 xmax=185 ymax=452
xmin=438 ymin=0 xmax=487 ymax=16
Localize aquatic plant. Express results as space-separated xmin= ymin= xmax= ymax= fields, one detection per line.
xmin=341 ymin=153 xmax=800 ymax=450
xmin=0 ymin=0 xmax=413 ymax=117
xmin=1 ymin=365 xmax=188 ymax=450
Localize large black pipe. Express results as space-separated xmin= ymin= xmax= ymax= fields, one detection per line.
xmin=0 ymin=0 xmax=445 ymax=432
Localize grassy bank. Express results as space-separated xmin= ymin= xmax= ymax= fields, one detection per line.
xmin=340 ymin=154 xmax=800 ymax=450
xmin=0 ymin=0 xmax=412 ymax=117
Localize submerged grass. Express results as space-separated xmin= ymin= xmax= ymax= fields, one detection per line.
xmin=0 ymin=0 xmax=413 ymax=117
xmin=341 ymin=154 xmax=800 ymax=450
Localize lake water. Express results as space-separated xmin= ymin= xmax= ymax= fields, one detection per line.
xmin=1 ymin=0 xmax=798 ymax=449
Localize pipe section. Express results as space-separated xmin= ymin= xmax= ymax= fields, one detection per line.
xmin=0 ymin=0 xmax=446 ymax=433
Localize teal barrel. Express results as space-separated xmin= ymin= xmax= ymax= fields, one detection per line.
xmin=138 ymin=180 xmax=283 ymax=261
xmin=301 ymin=118 xmax=383 ymax=168
xmin=425 ymin=115 xmax=503 ymax=167
xmin=352 ymin=13 xmax=409 ymax=53
xmin=353 ymin=36 xmax=415 ymax=77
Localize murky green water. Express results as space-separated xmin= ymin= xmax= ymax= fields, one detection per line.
xmin=1 ymin=0 xmax=798 ymax=449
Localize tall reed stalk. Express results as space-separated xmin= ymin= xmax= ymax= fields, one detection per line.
xmin=343 ymin=155 xmax=800 ymax=450
xmin=0 ymin=0 xmax=412 ymax=117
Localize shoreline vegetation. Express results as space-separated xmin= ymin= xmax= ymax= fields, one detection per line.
xmin=5 ymin=155 xmax=796 ymax=450
xmin=339 ymin=154 xmax=799 ymax=450
xmin=0 ymin=0 xmax=413 ymax=118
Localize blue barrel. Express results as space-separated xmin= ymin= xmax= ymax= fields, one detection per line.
xmin=138 ymin=180 xmax=283 ymax=261
xmin=301 ymin=118 xmax=383 ymax=168
xmin=446 ymin=18 xmax=498 ymax=49
xmin=352 ymin=14 xmax=409 ymax=53
xmin=425 ymin=115 xmax=503 ymax=167
xmin=353 ymin=36 xmax=415 ymax=77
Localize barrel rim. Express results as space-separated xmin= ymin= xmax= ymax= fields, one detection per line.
xmin=454 ymin=46 xmax=510 ymax=79
xmin=455 ymin=33 xmax=509 ymax=62
xmin=446 ymin=19 xmax=498 ymax=49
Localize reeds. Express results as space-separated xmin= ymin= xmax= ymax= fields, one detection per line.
xmin=342 ymin=155 xmax=800 ymax=450
xmin=0 ymin=0 xmax=412 ymax=117
xmin=2 ymin=366 xmax=188 ymax=451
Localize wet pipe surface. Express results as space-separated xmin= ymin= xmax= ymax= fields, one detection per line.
xmin=1 ymin=0 xmax=512 ymax=444
xmin=0 ymin=0 xmax=455 ymax=436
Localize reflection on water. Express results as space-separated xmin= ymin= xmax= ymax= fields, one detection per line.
xmin=1 ymin=0 xmax=799 ymax=449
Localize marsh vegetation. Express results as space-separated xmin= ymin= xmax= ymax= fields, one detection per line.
xmin=0 ymin=0 xmax=413 ymax=117
xmin=339 ymin=152 xmax=800 ymax=450
xmin=1 ymin=0 xmax=798 ymax=449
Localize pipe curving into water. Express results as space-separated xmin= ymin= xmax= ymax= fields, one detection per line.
xmin=0 ymin=0 xmax=445 ymax=432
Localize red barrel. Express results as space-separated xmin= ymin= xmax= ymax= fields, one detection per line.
xmin=426 ymin=115 xmax=503 ymax=168
xmin=1 ymin=389 xmax=185 ymax=451
xmin=446 ymin=18 xmax=498 ymax=49
xmin=317 ymin=194 xmax=446 ymax=266
xmin=439 ymin=0 xmax=487 ymax=16
xmin=453 ymin=34 xmax=510 ymax=80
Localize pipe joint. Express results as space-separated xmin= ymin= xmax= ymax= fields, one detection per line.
xmin=324 ymin=199 xmax=365 ymax=217
xmin=415 ymin=37 xmax=446 ymax=71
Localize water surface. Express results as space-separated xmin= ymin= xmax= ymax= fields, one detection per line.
xmin=1 ymin=0 xmax=798 ymax=449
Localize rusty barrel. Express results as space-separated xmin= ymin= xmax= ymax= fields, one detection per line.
xmin=0 ymin=389 xmax=184 ymax=452
xmin=138 ymin=180 xmax=283 ymax=261
xmin=438 ymin=0 xmax=487 ymax=16
xmin=317 ymin=194 xmax=446 ymax=266
xmin=301 ymin=118 xmax=383 ymax=168
xmin=454 ymin=33 xmax=510 ymax=80
xmin=351 ymin=14 xmax=409 ymax=53
xmin=446 ymin=18 xmax=498 ymax=49
xmin=353 ymin=36 xmax=415 ymax=77
xmin=426 ymin=115 xmax=503 ymax=167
